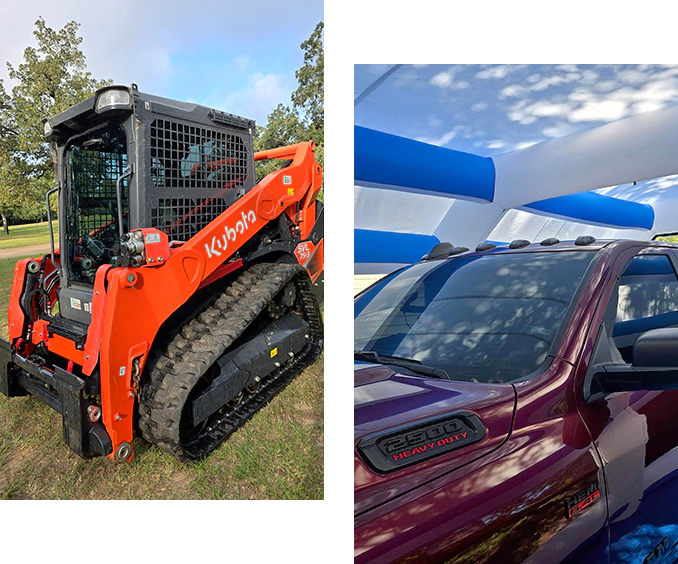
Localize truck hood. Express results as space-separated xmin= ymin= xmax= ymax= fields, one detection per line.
xmin=354 ymin=363 xmax=517 ymax=516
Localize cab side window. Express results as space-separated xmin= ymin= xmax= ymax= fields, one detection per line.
xmin=612 ymin=254 xmax=678 ymax=362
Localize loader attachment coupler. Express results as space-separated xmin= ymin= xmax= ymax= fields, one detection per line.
xmin=0 ymin=339 xmax=112 ymax=458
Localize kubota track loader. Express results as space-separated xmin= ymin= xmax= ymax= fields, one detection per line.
xmin=0 ymin=84 xmax=324 ymax=462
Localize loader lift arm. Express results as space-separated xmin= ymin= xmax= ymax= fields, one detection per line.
xmin=97 ymin=141 xmax=322 ymax=460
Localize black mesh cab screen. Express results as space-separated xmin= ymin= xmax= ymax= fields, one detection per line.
xmin=149 ymin=118 xmax=249 ymax=241
xmin=66 ymin=125 xmax=128 ymax=285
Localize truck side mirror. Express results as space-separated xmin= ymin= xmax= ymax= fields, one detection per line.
xmin=633 ymin=327 xmax=678 ymax=367
xmin=591 ymin=328 xmax=678 ymax=394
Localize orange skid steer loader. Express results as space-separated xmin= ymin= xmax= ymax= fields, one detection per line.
xmin=0 ymin=85 xmax=324 ymax=462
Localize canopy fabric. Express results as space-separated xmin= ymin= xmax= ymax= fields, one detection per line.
xmin=355 ymin=65 xmax=678 ymax=274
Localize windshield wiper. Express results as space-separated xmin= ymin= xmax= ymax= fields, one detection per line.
xmin=354 ymin=350 xmax=419 ymax=364
xmin=354 ymin=350 xmax=450 ymax=379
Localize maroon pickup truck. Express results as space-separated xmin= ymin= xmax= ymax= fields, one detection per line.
xmin=354 ymin=238 xmax=678 ymax=563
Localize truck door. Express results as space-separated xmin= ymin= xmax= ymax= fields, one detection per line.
xmin=579 ymin=249 xmax=678 ymax=563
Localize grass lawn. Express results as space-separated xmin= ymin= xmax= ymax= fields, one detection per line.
xmin=0 ymin=221 xmax=59 ymax=250
xmin=0 ymin=253 xmax=323 ymax=499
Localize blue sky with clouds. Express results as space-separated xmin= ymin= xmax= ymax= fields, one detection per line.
xmin=0 ymin=0 xmax=323 ymax=125
xmin=355 ymin=64 xmax=678 ymax=156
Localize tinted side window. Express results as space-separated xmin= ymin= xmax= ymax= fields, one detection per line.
xmin=616 ymin=255 xmax=678 ymax=322
xmin=613 ymin=255 xmax=678 ymax=359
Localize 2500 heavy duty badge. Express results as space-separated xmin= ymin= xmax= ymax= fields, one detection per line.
xmin=357 ymin=411 xmax=486 ymax=473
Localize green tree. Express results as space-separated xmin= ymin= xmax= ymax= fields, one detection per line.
xmin=292 ymin=21 xmax=323 ymax=150
xmin=255 ymin=103 xmax=303 ymax=179
xmin=0 ymin=17 xmax=110 ymax=233
xmin=0 ymin=81 xmax=23 ymax=233
xmin=255 ymin=21 xmax=324 ymax=195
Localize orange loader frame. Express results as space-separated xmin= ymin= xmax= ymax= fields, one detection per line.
xmin=5 ymin=141 xmax=322 ymax=461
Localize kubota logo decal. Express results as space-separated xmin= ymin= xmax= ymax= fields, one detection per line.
xmin=205 ymin=210 xmax=257 ymax=258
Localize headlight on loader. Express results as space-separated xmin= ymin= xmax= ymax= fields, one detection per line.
xmin=96 ymin=89 xmax=131 ymax=111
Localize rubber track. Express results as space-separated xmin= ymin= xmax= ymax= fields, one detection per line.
xmin=138 ymin=262 xmax=323 ymax=461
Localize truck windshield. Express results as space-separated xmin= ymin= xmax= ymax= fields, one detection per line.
xmin=354 ymin=251 xmax=597 ymax=382
xmin=65 ymin=125 xmax=128 ymax=284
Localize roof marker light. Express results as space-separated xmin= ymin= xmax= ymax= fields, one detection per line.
xmin=509 ymin=239 xmax=531 ymax=249
xmin=422 ymin=242 xmax=453 ymax=261
xmin=575 ymin=236 xmax=596 ymax=246
xmin=449 ymin=246 xmax=469 ymax=256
